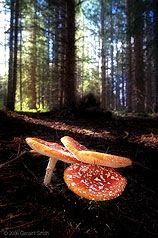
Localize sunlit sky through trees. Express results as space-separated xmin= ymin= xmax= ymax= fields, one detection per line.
xmin=0 ymin=1 xmax=9 ymax=76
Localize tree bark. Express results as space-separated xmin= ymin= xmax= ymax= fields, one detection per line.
xmin=63 ymin=0 xmax=76 ymax=108
xmin=19 ymin=15 xmax=23 ymax=111
xmin=110 ymin=0 xmax=114 ymax=109
xmin=6 ymin=0 xmax=14 ymax=110
xmin=121 ymin=49 xmax=125 ymax=108
xmin=29 ymin=1 xmax=37 ymax=109
xmin=153 ymin=0 xmax=158 ymax=112
xmin=133 ymin=0 xmax=145 ymax=112
xmin=116 ymin=42 xmax=120 ymax=110
xmin=126 ymin=0 xmax=133 ymax=112
xmin=145 ymin=10 xmax=152 ymax=112
xmin=100 ymin=0 xmax=106 ymax=109
xmin=12 ymin=0 xmax=19 ymax=109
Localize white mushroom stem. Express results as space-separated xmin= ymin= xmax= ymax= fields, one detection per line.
xmin=44 ymin=157 xmax=58 ymax=185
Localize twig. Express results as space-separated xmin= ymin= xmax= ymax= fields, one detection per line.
xmin=0 ymin=151 xmax=27 ymax=169
xmin=69 ymin=222 xmax=81 ymax=238
xmin=1 ymin=212 xmax=30 ymax=223
xmin=1 ymin=220 xmax=40 ymax=232
xmin=22 ymin=161 xmax=39 ymax=181
xmin=22 ymin=161 xmax=55 ymax=194
xmin=133 ymin=161 xmax=157 ymax=173
xmin=17 ymin=143 xmax=21 ymax=157
xmin=1 ymin=212 xmax=56 ymax=232
xmin=119 ymin=214 xmax=142 ymax=224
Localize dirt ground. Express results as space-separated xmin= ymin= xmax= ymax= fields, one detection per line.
xmin=0 ymin=110 xmax=158 ymax=237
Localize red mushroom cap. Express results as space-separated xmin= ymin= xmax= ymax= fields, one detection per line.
xmin=26 ymin=137 xmax=78 ymax=163
xmin=64 ymin=163 xmax=127 ymax=201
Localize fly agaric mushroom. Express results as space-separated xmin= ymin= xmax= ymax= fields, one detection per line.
xmin=64 ymin=163 xmax=127 ymax=201
xmin=60 ymin=136 xmax=89 ymax=157
xmin=61 ymin=136 xmax=132 ymax=168
xmin=75 ymin=151 xmax=132 ymax=168
xmin=25 ymin=137 xmax=78 ymax=185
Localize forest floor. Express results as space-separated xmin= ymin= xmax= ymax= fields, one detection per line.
xmin=0 ymin=110 xmax=158 ymax=238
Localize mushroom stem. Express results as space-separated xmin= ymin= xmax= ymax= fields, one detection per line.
xmin=44 ymin=158 xmax=58 ymax=185
xmin=25 ymin=137 xmax=79 ymax=186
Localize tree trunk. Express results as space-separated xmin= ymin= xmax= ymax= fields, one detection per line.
xmin=19 ymin=15 xmax=23 ymax=111
xmin=6 ymin=0 xmax=14 ymax=110
xmin=100 ymin=0 xmax=106 ymax=109
xmin=29 ymin=2 xmax=37 ymax=109
xmin=81 ymin=14 xmax=85 ymax=99
xmin=145 ymin=10 xmax=153 ymax=112
xmin=153 ymin=0 xmax=158 ymax=112
xmin=126 ymin=0 xmax=133 ymax=112
xmin=51 ymin=6 xmax=60 ymax=109
xmin=12 ymin=0 xmax=19 ymax=109
xmin=133 ymin=0 xmax=145 ymax=112
xmin=121 ymin=48 xmax=125 ymax=108
xmin=115 ymin=39 xmax=120 ymax=110
xmin=60 ymin=4 xmax=66 ymax=108
xmin=110 ymin=0 xmax=114 ymax=109
xmin=63 ymin=0 xmax=76 ymax=108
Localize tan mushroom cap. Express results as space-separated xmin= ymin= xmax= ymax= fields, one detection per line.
xmin=61 ymin=136 xmax=132 ymax=168
xmin=64 ymin=163 xmax=127 ymax=201
xmin=25 ymin=137 xmax=78 ymax=163
xmin=76 ymin=151 xmax=132 ymax=168
xmin=60 ymin=136 xmax=89 ymax=157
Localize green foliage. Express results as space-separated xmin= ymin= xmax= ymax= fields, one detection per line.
xmin=83 ymin=68 xmax=100 ymax=96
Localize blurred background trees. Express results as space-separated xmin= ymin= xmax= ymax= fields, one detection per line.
xmin=0 ymin=0 xmax=157 ymax=113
